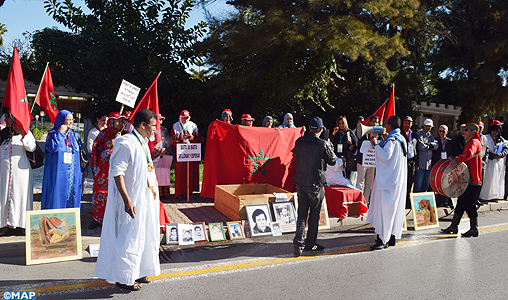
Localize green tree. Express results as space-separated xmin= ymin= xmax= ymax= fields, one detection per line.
xmin=432 ymin=0 xmax=508 ymax=121
xmin=0 ymin=23 xmax=6 ymax=47
xmin=31 ymin=0 xmax=206 ymax=119
xmin=197 ymin=0 xmax=429 ymax=126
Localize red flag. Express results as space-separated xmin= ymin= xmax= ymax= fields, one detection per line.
xmin=128 ymin=74 xmax=161 ymax=144
xmin=383 ymin=85 xmax=395 ymax=121
xmin=35 ymin=65 xmax=59 ymax=124
xmin=362 ymin=100 xmax=386 ymax=125
xmin=362 ymin=85 xmax=395 ymax=124
xmin=201 ymin=121 xmax=304 ymax=198
xmin=3 ymin=45 xmax=32 ymax=135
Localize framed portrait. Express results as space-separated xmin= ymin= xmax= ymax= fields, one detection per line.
xmin=271 ymin=201 xmax=297 ymax=233
xmin=25 ymin=208 xmax=82 ymax=265
xmin=271 ymin=222 xmax=282 ymax=236
xmin=245 ymin=204 xmax=273 ymax=237
xmin=226 ymin=222 xmax=245 ymax=240
xmin=410 ymin=192 xmax=439 ymax=230
xmin=208 ymin=223 xmax=226 ymax=241
xmin=178 ymin=224 xmax=195 ymax=245
xmin=191 ymin=222 xmax=208 ymax=242
xmin=242 ymin=220 xmax=251 ymax=238
xmin=165 ymin=224 xmax=179 ymax=245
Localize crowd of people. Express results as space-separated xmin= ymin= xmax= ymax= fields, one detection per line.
xmin=1 ymin=105 xmax=507 ymax=290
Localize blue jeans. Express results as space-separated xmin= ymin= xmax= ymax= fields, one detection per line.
xmin=413 ymin=168 xmax=431 ymax=193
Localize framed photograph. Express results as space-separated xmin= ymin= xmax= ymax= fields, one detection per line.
xmin=271 ymin=222 xmax=282 ymax=236
xmin=178 ymin=224 xmax=195 ymax=245
xmin=242 ymin=220 xmax=251 ymax=238
xmin=271 ymin=201 xmax=297 ymax=233
xmin=226 ymin=222 xmax=245 ymax=240
xmin=192 ymin=222 xmax=208 ymax=242
xmin=315 ymin=197 xmax=330 ymax=229
xmin=208 ymin=223 xmax=226 ymax=241
xmin=410 ymin=192 xmax=439 ymax=230
xmin=165 ymin=224 xmax=179 ymax=245
xmin=245 ymin=204 xmax=272 ymax=237
xmin=25 ymin=208 xmax=82 ymax=265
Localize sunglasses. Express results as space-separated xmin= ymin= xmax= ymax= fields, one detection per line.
xmin=438 ymin=130 xmax=446 ymax=133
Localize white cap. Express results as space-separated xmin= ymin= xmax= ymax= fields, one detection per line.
xmin=423 ymin=119 xmax=434 ymax=127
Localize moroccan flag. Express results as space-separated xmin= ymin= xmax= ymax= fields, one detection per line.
xmin=128 ymin=74 xmax=161 ymax=144
xmin=201 ymin=120 xmax=304 ymax=198
xmin=362 ymin=85 xmax=395 ymax=124
xmin=383 ymin=85 xmax=395 ymax=120
xmin=362 ymin=100 xmax=386 ymax=125
xmin=3 ymin=45 xmax=32 ymax=135
xmin=35 ymin=64 xmax=59 ymax=124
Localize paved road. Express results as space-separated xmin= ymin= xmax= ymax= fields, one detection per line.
xmin=1 ymin=209 xmax=508 ymax=299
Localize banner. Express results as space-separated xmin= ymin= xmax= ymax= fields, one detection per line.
xmin=201 ymin=120 xmax=304 ymax=198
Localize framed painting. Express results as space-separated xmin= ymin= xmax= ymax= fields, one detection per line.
xmin=192 ymin=222 xmax=208 ymax=242
xmin=317 ymin=197 xmax=330 ymax=230
xmin=226 ymin=222 xmax=245 ymax=240
xmin=271 ymin=201 xmax=297 ymax=233
xmin=165 ymin=224 xmax=179 ymax=245
xmin=208 ymin=223 xmax=226 ymax=241
xmin=410 ymin=192 xmax=439 ymax=230
xmin=178 ymin=224 xmax=195 ymax=245
xmin=245 ymin=204 xmax=273 ymax=237
xmin=25 ymin=208 xmax=82 ymax=265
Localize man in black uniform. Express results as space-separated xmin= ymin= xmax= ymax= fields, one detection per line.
xmin=293 ymin=117 xmax=337 ymax=257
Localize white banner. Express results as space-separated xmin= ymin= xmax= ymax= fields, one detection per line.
xmin=176 ymin=143 xmax=201 ymax=162
xmin=115 ymin=79 xmax=141 ymax=108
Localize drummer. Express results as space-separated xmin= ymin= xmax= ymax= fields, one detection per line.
xmin=441 ymin=123 xmax=483 ymax=237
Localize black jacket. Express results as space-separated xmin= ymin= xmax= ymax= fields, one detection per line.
xmin=293 ymin=132 xmax=337 ymax=188
xmin=432 ymin=136 xmax=453 ymax=165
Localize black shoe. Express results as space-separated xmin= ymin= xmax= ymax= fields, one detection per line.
xmin=88 ymin=220 xmax=100 ymax=230
xmin=441 ymin=225 xmax=458 ymax=234
xmin=370 ymin=235 xmax=388 ymax=250
xmin=388 ymin=235 xmax=396 ymax=246
xmin=461 ymin=217 xmax=479 ymax=237
xmin=304 ymin=244 xmax=324 ymax=252
xmin=294 ymin=245 xmax=304 ymax=257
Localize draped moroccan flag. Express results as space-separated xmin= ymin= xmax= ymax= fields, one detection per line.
xmin=35 ymin=64 xmax=59 ymax=124
xmin=3 ymin=45 xmax=32 ymax=135
xmin=201 ymin=120 xmax=304 ymax=198
xmin=128 ymin=74 xmax=161 ymax=144
xmin=362 ymin=85 xmax=395 ymax=124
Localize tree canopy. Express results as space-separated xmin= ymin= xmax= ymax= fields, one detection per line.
xmin=30 ymin=0 xmax=206 ymax=119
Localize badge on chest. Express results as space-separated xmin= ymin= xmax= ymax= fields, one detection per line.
xmin=63 ymin=152 xmax=73 ymax=164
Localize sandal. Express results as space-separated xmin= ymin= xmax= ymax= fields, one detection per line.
xmin=135 ymin=276 xmax=151 ymax=284
xmin=116 ymin=282 xmax=142 ymax=291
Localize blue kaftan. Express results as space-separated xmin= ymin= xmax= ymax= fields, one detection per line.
xmin=41 ymin=110 xmax=85 ymax=209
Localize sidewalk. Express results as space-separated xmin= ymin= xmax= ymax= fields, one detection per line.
xmin=2 ymin=170 xmax=508 ymax=258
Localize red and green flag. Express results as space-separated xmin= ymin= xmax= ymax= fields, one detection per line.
xmin=3 ymin=45 xmax=32 ymax=135
xmin=201 ymin=121 xmax=304 ymax=198
xmin=35 ymin=64 xmax=59 ymax=124
xmin=128 ymin=73 xmax=161 ymax=144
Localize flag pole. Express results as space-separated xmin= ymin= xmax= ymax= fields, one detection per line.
xmin=31 ymin=62 xmax=49 ymax=113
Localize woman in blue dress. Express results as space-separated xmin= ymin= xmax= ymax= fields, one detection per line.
xmin=42 ymin=110 xmax=88 ymax=209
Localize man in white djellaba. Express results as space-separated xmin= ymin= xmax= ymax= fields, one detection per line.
xmin=366 ymin=115 xmax=408 ymax=250
xmin=95 ymin=109 xmax=160 ymax=291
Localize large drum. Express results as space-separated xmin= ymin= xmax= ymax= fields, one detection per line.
xmin=430 ymin=159 xmax=470 ymax=198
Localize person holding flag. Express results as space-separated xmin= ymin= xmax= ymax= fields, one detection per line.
xmin=41 ymin=110 xmax=88 ymax=209
xmin=0 ymin=112 xmax=37 ymax=236
xmin=88 ymin=112 xmax=129 ymax=229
